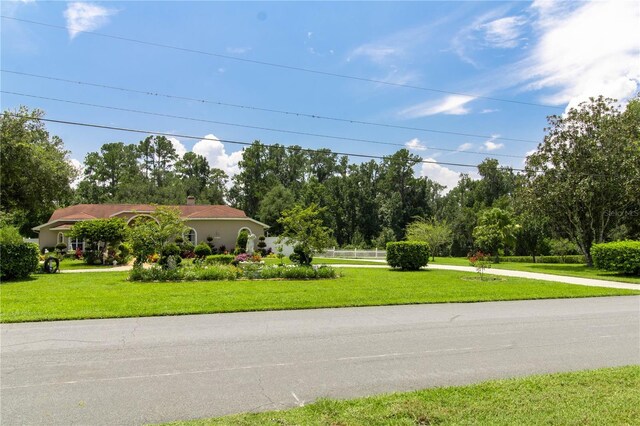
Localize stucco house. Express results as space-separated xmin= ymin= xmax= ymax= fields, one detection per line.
xmin=33 ymin=197 xmax=269 ymax=252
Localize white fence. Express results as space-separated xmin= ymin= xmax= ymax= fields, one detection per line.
xmin=321 ymin=248 xmax=387 ymax=259
xmin=264 ymin=237 xmax=294 ymax=256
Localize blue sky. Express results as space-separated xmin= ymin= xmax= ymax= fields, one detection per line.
xmin=2 ymin=1 xmax=639 ymax=191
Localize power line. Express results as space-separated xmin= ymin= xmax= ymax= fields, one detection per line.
xmin=1 ymin=15 xmax=564 ymax=110
xmin=2 ymin=69 xmax=541 ymax=145
xmin=6 ymin=113 xmax=528 ymax=172
xmin=2 ymin=90 xmax=529 ymax=160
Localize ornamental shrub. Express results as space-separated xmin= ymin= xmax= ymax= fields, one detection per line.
xmin=592 ymin=241 xmax=640 ymax=275
xmin=194 ymin=242 xmax=212 ymax=259
xmin=159 ymin=243 xmax=182 ymax=268
xmin=386 ymin=241 xmax=430 ymax=270
xmin=0 ymin=243 xmax=39 ymax=280
xmin=289 ymin=245 xmax=312 ymax=266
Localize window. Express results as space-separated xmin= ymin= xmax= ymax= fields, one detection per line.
xmin=69 ymin=238 xmax=84 ymax=251
xmin=185 ymin=228 xmax=197 ymax=245
xmin=57 ymin=232 xmax=65 ymax=244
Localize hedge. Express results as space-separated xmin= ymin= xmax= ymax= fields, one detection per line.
xmin=0 ymin=243 xmax=40 ymax=280
xmin=500 ymin=255 xmax=586 ymax=264
xmin=386 ymin=241 xmax=430 ymax=271
xmin=592 ymin=241 xmax=640 ymax=275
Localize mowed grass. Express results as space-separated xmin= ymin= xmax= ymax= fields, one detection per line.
xmin=1 ymin=268 xmax=638 ymax=323
xmin=430 ymin=257 xmax=640 ymax=284
xmin=164 ymin=366 xmax=640 ymax=426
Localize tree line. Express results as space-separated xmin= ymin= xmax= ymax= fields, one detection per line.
xmin=1 ymin=96 xmax=638 ymax=265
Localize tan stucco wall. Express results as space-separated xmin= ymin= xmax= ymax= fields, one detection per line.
xmin=183 ymin=219 xmax=267 ymax=251
xmin=38 ymin=228 xmax=62 ymax=250
xmin=37 ymin=219 xmax=267 ymax=252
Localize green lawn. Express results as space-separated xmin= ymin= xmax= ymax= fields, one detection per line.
xmin=429 ymin=257 xmax=640 ymax=284
xmin=55 ymin=258 xmax=121 ymax=270
xmin=163 ymin=366 xmax=640 ymax=426
xmin=1 ymin=268 xmax=637 ymax=323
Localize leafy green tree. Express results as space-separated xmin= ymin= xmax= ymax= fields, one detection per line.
xmin=406 ymin=219 xmax=453 ymax=260
xmin=476 ymin=158 xmax=517 ymax=207
xmin=0 ymin=107 xmax=76 ymax=235
xmin=175 ymin=152 xmax=210 ymax=198
xmin=76 ymin=142 xmax=141 ymax=202
xmin=203 ymin=168 xmax=228 ymax=205
xmin=277 ymin=203 xmax=332 ymax=265
xmin=69 ymin=218 xmax=129 ymax=264
xmin=524 ymin=96 xmax=640 ymax=266
xmin=129 ymin=206 xmax=187 ymax=264
xmin=472 ymin=208 xmax=517 ymax=262
xmin=258 ymin=184 xmax=296 ymax=235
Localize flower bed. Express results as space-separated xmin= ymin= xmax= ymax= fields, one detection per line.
xmin=129 ymin=262 xmax=338 ymax=282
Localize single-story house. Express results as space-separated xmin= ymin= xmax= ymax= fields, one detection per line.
xmin=33 ymin=197 xmax=269 ymax=252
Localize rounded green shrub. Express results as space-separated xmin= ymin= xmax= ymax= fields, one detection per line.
xmin=0 ymin=243 xmax=39 ymax=280
xmin=386 ymin=241 xmax=430 ymax=270
xmin=592 ymin=240 xmax=640 ymax=275
xmin=194 ymin=242 xmax=212 ymax=258
xmin=159 ymin=243 xmax=182 ymax=268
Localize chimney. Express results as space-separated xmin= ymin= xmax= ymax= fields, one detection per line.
xmin=186 ymin=196 xmax=196 ymax=206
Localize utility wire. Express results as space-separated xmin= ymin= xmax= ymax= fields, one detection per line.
xmin=2 ymin=69 xmax=541 ymax=145
xmin=1 ymin=15 xmax=564 ymax=110
xmin=6 ymin=113 xmax=528 ymax=172
xmin=3 ymin=90 xmax=529 ymax=160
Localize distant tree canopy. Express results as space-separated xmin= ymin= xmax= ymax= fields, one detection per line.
xmin=4 ymin=95 xmax=639 ymax=256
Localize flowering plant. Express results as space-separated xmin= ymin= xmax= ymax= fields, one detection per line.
xmin=468 ymin=250 xmax=492 ymax=280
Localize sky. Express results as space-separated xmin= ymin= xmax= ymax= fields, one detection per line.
xmin=2 ymin=1 xmax=639 ymax=192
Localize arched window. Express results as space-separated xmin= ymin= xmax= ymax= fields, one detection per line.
xmin=184 ymin=228 xmax=197 ymax=245
xmin=127 ymin=214 xmax=158 ymax=226
xmin=238 ymin=227 xmax=252 ymax=236
xmin=57 ymin=232 xmax=65 ymax=244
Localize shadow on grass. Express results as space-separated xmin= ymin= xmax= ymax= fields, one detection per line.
xmin=1 ymin=276 xmax=39 ymax=284
xmin=526 ymin=264 xmax=638 ymax=279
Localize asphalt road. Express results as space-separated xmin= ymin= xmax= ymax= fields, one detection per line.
xmin=2 ymin=296 xmax=639 ymax=425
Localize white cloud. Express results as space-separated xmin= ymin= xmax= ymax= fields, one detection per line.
xmin=482 ymin=16 xmax=527 ymax=48
xmin=68 ymin=158 xmax=84 ymax=188
xmin=480 ymin=108 xmax=499 ymax=114
xmin=64 ymin=2 xmax=117 ymax=39
xmin=457 ymin=143 xmax=474 ymax=152
xmin=399 ymin=95 xmax=476 ymax=118
xmin=419 ymin=159 xmax=462 ymax=194
xmin=192 ymin=134 xmax=242 ymax=177
xmin=350 ymin=45 xmax=399 ymax=63
xmin=405 ymin=138 xmax=427 ymax=151
xmin=348 ymin=24 xmax=435 ymax=65
xmin=168 ymin=137 xmax=187 ymax=159
xmin=483 ymin=141 xmax=504 ymax=151
xmin=307 ymin=31 xmax=313 ymax=39
xmin=520 ymin=1 xmax=640 ymax=109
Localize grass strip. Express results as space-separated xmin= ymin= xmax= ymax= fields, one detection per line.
xmin=163 ymin=365 xmax=640 ymax=425
xmin=1 ymin=268 xmax=638 ymax=323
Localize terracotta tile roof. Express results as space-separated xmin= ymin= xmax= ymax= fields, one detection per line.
xmin=48 ymin=204 xmax=248 ymax=223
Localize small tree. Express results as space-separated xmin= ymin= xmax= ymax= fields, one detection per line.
xmin=277 ymin=203 xmax=332 ymax=266
xmin=406 ymin=219 xmax=452 ymax=261
xmin=69 ymin=218 xmax=128 ymax=264
xmin=472 ymin=208 xmax=517 ymax=262
xmin=129 ymin=207 xmax=187 ymax=265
